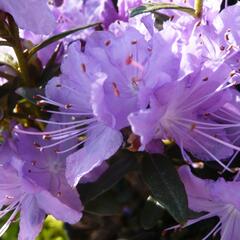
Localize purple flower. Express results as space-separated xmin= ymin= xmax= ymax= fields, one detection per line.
xmin=17 ymin=27 xmax=156 ymax=186
xmin=0 ymin=0 xmax=56 ymax=34
xmin=129 ymin=65 xmax=239 ymax=170
xmin=213 ymin=2 xmax=240 ymax=43
xmin=117 ymin=0 xmax=143 ymax=20
xmin=177 ymin=166 xmax=240 ymax=240
xmin=22 ymin=0 xmax=118 ymax=65
xmin=47 ymin=29 xmax=150 ymax=186
xmin=213 ymin=90 xmax=240 ymax=172
xmin=0 ymin=134 xmax=82 ymax=239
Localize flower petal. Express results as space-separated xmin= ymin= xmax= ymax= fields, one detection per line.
xmin=19 ymin=195 xmax=45 ymax=240
xmin=36 ymin=190 xmax=82 ymax=224
xmin=66 ymin=123 xmax=122 ymax=186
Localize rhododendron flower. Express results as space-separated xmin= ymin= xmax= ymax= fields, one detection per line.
xmin=22 ymin=0 xmax=119 ymax=65
xmin=0 ymin=134 xmax=82 ymax=239
xmin=129 ymin=65 xmax=240 ymax=170
xmin=177 ymin=166 xmax=240 ymax=240
xmin=17 ymin=27 xmax=152 ymax=186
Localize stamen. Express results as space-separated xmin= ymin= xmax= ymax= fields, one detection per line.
xmin=202 ymin=221 xmax=221 ymax=240
xmin=194 ymin=128 xmax=240 ymax=152
xmin=35 ymin=117 xmax=95 ymax=126
xmin=0 ymin=204 xmax=20 ymax=237
xmin=42 ymin=109 xmax=93 ymax=116
xmin=174 ymin=124 xmax=234 ymax=172
xmin=55 ymin=139 xmax=87 ymax=154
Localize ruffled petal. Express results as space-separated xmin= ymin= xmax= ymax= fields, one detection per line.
xmin=66 ymin=123 xmax=122 ymax=186
xmin=0 ymin=0 xmax=55 ymax=34
xmin=19 ymin=195 xmax=45 ymax=240
xmin=36 ymin=190 xmax=82 ymax=224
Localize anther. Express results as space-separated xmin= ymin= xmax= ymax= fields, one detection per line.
xmin=31 ymin=160 xmax=37 ymax=166
xmin=64 ymin=104 xmax=72 ymax=109
xmin=43 ymin=134 xmax=52 ymax=140
xmin=104 ymin=40 xmax=111 ymax=46
xmin=112 ymin=82 xmax=120 ymax=97
xmin=36 ymin=100 xmax=47 ymax=107
xmin=33 ymin=142 xmax=41 ymax=148
xmin=57 ymin=191 xmax=62 ymax=197
xmin=81 ymin=63 xmax=86 ymax=73
xmin=126 ymin=55 xmax=133 ymax=65
xmin=190 ymin=123 xmax=197 ymax=131
xmin=220 ymin=46 xmax=225 ymax=51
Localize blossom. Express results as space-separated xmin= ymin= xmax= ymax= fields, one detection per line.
xmin=0 ymin=133 xmax=82 ymax=239
xmin=22 ymin=0 xmax=119 ymax=65
xmin=0 ymin=0 xmax=56 ymax=34
xmin=129 ymin=63 xmax=240 ymax=170
xmin=17 ymin=27 xmax=149 ymax=186
xmin=177 ymin=165 xmax=240 ymax=240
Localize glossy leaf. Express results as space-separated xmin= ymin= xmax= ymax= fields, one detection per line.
xmin=130 ymin=3 xmax=195 ymax=18
xmin=78 ymin=150 xmax=138 ymax=203
xmin=140 ymin=196 xmax=164 ymax=230
xmin=28 ymin=22 xmax=101 ymax=59
xmin=141 ymin=154 xmax=188 ymax=224
xmin=85 ymin=192 xmax=122 ymax=216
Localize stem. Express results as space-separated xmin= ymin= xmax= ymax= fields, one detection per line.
xmin=0 ymin=72 xmax=16 ymax=82
xmin=194 ymin=0 xmax=203 ymax=17
xmin=7 ymin=15 xmax=30 ymax=85
xmin=12 ymin=40 xmax=30 ymax=85
xmin=28 ymin=22 xmax=101 ymax=59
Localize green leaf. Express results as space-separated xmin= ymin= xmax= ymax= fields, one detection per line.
xmin=130 ymin=3 xmax=195 ymax=18
xmin=28 ymin=22 xmax=101 ymax=59
xmin=78 ymin=150 xmax=138 ymax=203
xmin=85 ymin=191 xmax=122 ymax=216
xmin=140 ymin=196 xmax=164 ymax=230
xmin=153 ymin=12 xmax=170 ymax=31
xmin=15 ymin=87 xmax=44 ymax=104
xmin=141 ymin=154 xmax=188 ymax=224
xmin=40 ymin=43 xmax=63 ymax=86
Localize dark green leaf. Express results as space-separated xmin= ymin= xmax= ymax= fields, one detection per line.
xmin=141 ymin=154 xmax=188 ymax=224
xmin=28 ymin=22 xmax=101 ymax=59
xmin=40 ymin=43 xmax=63 ymax=86
xmin=78 ymin=150 xmax=138 ymax=203
xmin=153 ymin=12 xmax=170 ymax=31
xmin=15 ymin=87 xmax=44 ymax=104
xmin=85 ymin=192 xmax=122 ymax=216
xmin=140 ymin=196 xmax=164 ymax=230
xmin=130 ymin=3 xmax=195 ymax=18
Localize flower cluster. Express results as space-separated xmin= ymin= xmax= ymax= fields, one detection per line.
xmin=0 ymin=0 xmax=240 ymax=239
